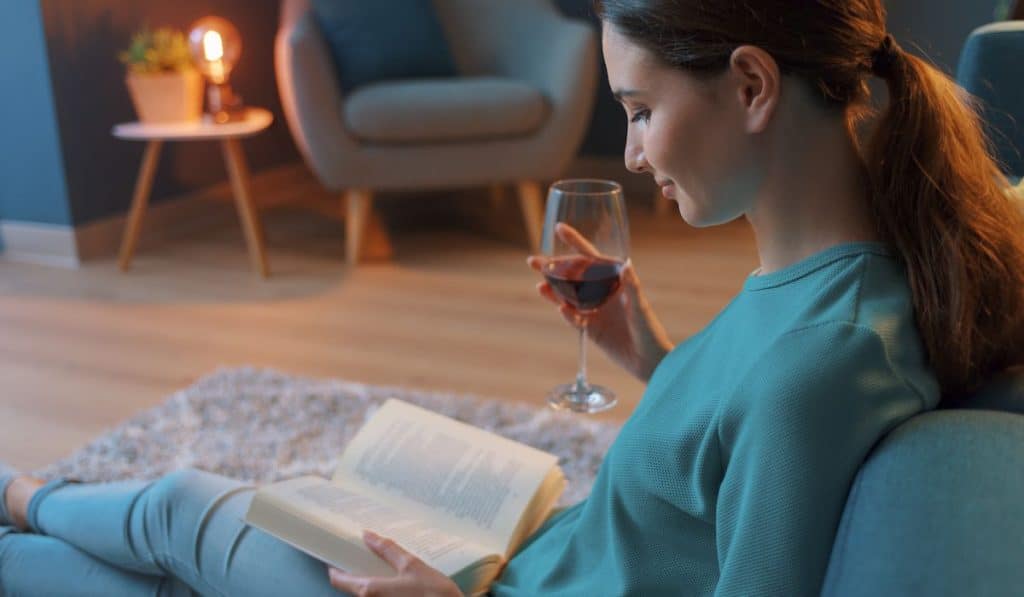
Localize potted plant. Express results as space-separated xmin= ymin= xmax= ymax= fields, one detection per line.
xmin=119 ymin=27 xmax=202 ymax=123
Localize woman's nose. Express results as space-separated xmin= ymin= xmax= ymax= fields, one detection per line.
xmin=625 ymin=145 xmax=649 ymax=174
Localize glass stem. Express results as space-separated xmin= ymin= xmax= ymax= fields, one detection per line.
xmin=576 ymin=322 xmax=589 ymax=393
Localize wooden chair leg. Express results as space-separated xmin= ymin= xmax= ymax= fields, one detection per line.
xmin=515 ymin=180 xmax=544 ymax=252
xmin=342 ymin=189 xmax=393 ymax=265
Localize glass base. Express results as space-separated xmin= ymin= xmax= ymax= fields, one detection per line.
xmin=547 ymin=383 xmax=617 ymax=414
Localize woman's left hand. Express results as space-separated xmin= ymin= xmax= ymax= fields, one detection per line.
xmin=327 ymin=530 xmax=464 ymax=597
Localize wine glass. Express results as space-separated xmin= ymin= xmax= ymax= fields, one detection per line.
xmin=541 ymin=179 xmax=630 ymax=414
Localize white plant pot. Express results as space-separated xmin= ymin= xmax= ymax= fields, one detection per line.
xmin=126 ymin=69 xmax=203 ymax=124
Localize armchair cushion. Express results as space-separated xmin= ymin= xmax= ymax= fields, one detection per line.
xmin=343 ymin=77 xmax=549 ymax=144
xmin=311 ymin=0 xmax=457 ymax=92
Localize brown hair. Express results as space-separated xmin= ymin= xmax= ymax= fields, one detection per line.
xmin=595 ymin=0 xmax=1024 ymax=403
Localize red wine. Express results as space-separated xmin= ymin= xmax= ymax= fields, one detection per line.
xmin=543 ymin=256 xmax=624 ymax=312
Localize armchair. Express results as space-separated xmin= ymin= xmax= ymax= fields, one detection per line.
xmin=275 ymin=0 xmax=598 ymax=263
xmin=956 ymin=21 xmax=1024 ymax=184
xmin=823 ymin=373 xmax=1024 ymax=596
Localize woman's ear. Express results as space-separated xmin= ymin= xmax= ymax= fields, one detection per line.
xmin=728 ymin=45 xmax=781 ymax=134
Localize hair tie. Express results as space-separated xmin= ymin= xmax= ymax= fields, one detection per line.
xmin=871 ymin=34 xmax=902 ymax=76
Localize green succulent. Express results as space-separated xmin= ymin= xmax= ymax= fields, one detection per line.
xmin=119 ymin=27 xmax=195 ymax=74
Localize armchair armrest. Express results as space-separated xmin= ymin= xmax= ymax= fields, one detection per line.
xmin=493 ymin=10 xmax=599 ymax=174
xmin=440 ymin=2 xmax=598 ymax=106
xmin=274 ymin=9 xmax=358 ymax=189
xmin=508 ymin=17 xmax=598 ymax=114
xmin=434 ymin=0 xmax=598 ymax=175
xmin=497 ymin=15 xmax=597 ymax=105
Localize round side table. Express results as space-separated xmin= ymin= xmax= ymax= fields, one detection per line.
xmin=112 ymin=107 xmax=274 ymax=277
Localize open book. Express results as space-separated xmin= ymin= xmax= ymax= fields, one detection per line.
xmin=244 ymin=399 xmax=566 ymax=596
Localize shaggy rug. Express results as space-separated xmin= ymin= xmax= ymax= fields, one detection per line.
xmin=35 ymin=367 xmax=622 ymax=506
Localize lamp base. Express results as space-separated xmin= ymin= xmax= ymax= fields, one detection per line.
xmin=206 ymin=82 xmax=246 ymax=123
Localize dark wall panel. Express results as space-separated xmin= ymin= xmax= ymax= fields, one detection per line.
xmin=40 ymin=0 xmax=300 ymax=225
xmin=555 ymin=0 xmax=627 ymax=159
xmin=887 ymin=0 xmax=1002 ymax=73
xmin=557 ymin=0 xmax=1006 ymax=159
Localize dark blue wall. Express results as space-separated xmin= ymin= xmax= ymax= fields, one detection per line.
xmin=0 ymin=0 xmax=72 ymax=226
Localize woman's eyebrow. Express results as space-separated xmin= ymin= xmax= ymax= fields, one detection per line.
xmin=612 ymin=89 xmax=644 ymax=103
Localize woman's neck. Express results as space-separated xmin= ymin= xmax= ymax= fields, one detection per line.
xmin=745 ymin=108 xmax=879 ymax=275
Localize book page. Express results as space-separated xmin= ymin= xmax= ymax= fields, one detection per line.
xmin=252 ymin=476 xmax=492 ymax=577
xmin=333 ymin=399 xmax=560 ymax=553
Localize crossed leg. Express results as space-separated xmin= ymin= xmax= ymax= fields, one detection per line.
xmin=0 ymin=469 xmax=347 ymax=596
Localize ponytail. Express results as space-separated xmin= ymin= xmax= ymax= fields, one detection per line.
xmin=866 ymin=39 xmax=1024 ymax=402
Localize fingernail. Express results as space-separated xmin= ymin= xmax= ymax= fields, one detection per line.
xmin=363 ymin=529 xmax=379 ymax=543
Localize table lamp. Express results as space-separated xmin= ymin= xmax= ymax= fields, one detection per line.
xmin=188 ymin=16 xmax=244 ymax=123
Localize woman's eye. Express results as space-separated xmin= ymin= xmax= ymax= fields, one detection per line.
xmin=630 ymin=109 xmax=650 ymax=124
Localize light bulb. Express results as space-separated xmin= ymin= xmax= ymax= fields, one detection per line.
xmin=202 ymin=31 xmax=224 ymax=62
xmin=188 ymin=16 xmax=241 ymax=85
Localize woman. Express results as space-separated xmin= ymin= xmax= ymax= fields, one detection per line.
xmin=4 ymin=0 xmax=1024 ymax=594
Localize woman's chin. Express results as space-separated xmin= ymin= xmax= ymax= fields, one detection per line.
xmin=676 ymin=195 xmax=743 ymax=228
xmin=674 ymin=196 xmax=713 ymax=228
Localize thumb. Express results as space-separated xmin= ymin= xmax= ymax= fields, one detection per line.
xmin=364 ymin=530 xmax=416 ymax=571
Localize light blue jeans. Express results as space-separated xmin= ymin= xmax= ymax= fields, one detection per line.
xmin=0 ymin=468 xmax=347 ymax=596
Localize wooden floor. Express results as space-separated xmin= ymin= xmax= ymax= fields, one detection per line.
xmin=0 ymin=188 xmax=757 ymax=471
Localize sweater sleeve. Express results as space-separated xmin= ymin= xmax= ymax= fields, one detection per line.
xmin=714 ymin=321 xmax=926 ymax=596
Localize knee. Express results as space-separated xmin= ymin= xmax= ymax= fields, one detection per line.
xmin=148 ymin=468 xmax=209 ymax=505
xmin=143 ymin=468 xmax=219 ymax=527
xmin=136 ymin=468 xmax=252 ymax=583
xmin=142 ymin=468 xmax=249 ymax=530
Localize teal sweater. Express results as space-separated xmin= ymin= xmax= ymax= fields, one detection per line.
xmin=491 ymin=243 xmax=940 ymax=596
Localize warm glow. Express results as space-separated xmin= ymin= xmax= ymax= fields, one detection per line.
xmin=189 ymin=16 xmax=242 ymax=87
xmin=202 ymin=31 xmax=224 ymax=61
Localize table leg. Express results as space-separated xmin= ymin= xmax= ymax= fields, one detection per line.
xmin=118 ymin=140 xmax=163 ymax=271
xmin=221 ymin=138 xmax=270 ymax=278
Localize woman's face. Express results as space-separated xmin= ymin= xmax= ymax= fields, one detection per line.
xmin=602 ymin=26 xmax=759 ymax=227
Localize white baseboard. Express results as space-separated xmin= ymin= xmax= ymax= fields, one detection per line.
xmin=75 ymin=162 xmax=310 ymax=261
xmin=0 ymin=163 xmax=309 ymax=268
xmin=0 ymin=221 xmax=80 ymax=268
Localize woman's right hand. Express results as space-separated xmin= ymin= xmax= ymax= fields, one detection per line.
xmin=528 ymin=223 xmax=674 ymax=382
